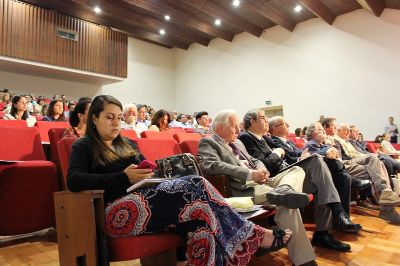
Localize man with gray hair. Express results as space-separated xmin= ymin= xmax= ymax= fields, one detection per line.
xmin=121 ymin=103 xmax=144 ymax=136
xmin=198 ymin=109 xmax=317 ymax=266
xmin=240 ymin=110 xmax=361 ymax=253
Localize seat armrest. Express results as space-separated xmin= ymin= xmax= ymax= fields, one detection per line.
xmin=204 ymin=175 xmax=231 ymax=197
xmin=54 ymin=190 xmax=107 ymax=266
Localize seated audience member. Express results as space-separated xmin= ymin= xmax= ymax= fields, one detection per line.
xmin=0 ymin=92 xmax=11 ymax=112
xmin=67 ymin=95 xmax=292 ymax=265
xmin=34 ymin=97 xmax=45 ymax=115
xmin=78 ymin=96 xmax=92 ymax=102
xmin=177 ymin=114 xmax=193 ymax=128
xmin=379 ymin=132 xmax=400 ymax=157
xmin=120 ymin=103 xmax=143 ymax=136
xmin=41 ymin=104 xmax=49 ymax=116
xmin=3 ymin=95 xmax=37 ymax=127
xmin=195 ymin=111 xmax=212 ymax=134
xmin=168 ymin=111 xmax=182 ymax=128
xmin=348 ymin=126 xmax=400 ymax=176
xmin=136 ymin=104 xmax=150 ymax=130
xmin=63 ymin=100 xmax=91 ymax=138
xmin=148 ymin=109 xmax=170 ymax=132
xmin=43 ymin=99 xmax=66 ymax=122
xmin=25 ymin=94 xmax=34 ymax=114
xmin=198 ymin=110 xmax=321 ymax=266
xmin=320 ymin=118 xmax=400 ymax=222
xmin=64 ymin=101 xmax=76 ymax=118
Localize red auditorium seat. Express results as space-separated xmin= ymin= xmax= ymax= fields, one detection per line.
xmin=184 ymin=127 xmax=196 ymax=133
xmin=140 ymin=130 xmax=175 ymax=140
xmin=173 ymin=132 xmax=201 ymax=143
xmin=55 ymin=137 xmax=184 ymax=265
xmin=179 ymin=139 xmax=200 ymax=155
xmin=134 ymin=138 xmax=182 ymax=162
xmin=0 ymin=127 xmax=58 ymax=235
xmin=293 ymin=138 xmax=306 ymax=149
xmin=366 ymin=142 xmax=380 ymax=153
xmin=35 ymin=121 xmax=70 ymax=143
xmin=0 ymin=119 xmax=27 ymax=127
xmin=392 ymin=144 xmax=400 ymax=151
xmin=48 ymin=128 xmax=68 ymax=190
xmin=120 ymin=129 xmax=138 ymax=140
xmin=166 ymin=127 xmax=185 ymax=134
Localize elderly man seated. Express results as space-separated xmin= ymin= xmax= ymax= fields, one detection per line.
xmin=198 ymin=110 xmax=320 ymax=266
xmin=121 ymin=103 xmax=145 ymax=136
xmin=310 ymin=119 xmax=400 ymax=223
xmin=240 ymin=111 xmax=361 ymax=250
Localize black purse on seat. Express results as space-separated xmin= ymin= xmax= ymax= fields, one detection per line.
xmin=156 ymin=153 xmax=203 ymax=179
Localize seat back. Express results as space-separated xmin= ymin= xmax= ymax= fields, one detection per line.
xmin=49 ymin=128 xmax=67 ymax=162
xmin=140 ymin=130 xmax=175 ymax=140
xmin=179 ymin=139 xmax=200 ymax=155
xmin=392 ymin=143 xmax=400 ymax=151
xmin=366 ymin=142 xmax=380 ymax=153
xmin=0 ymin=119 xmax=27 ymax=127
xmin=166 ymin=127 xmax=185 ymax=134
xmin=134 ymin=138 xmax=182 ymax=163
xmin=173 ymin=132 xmax=201 ymax=144
xmin=0 ymin=127 xmax=45 ymax=160
xmin=58 ymin=137 xmax=78 ymax=186
xmin=35 ymin=121 xmax=70 ymax=143
xmin=120 ymin=129 xmax=138 ymax=140
xmin=293 ymin=138 xmax=306 ymax=149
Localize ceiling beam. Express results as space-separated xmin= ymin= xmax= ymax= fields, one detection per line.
xmin=355 ymin=0 xmax=385 ymax=16
xmin=122 ymin=0 xmax=235 ymax=42
xmin=183 ymin=0 xmax=264 ymax=37
xmin=21 ymin=0 xmax=191 ymax=50
xmin=299 ymin=0 xmax=336 ymax=25
xmin=250 ymin=0 xmax=295 ymax=32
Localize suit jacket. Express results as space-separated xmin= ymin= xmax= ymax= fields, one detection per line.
xmin=198 ymin=134 xmax=266 ymax=197
xmin=239 ymin=131 xmax=286 ymax=177
xmin=269 ymin=136 xmax=302 ymax=164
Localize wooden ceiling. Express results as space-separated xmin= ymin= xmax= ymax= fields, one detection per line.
xmin=19 ymin=0 xmax=400 ymax=50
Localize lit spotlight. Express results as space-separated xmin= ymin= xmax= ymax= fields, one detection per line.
xmin=214 ymin=19 xmax=221 ymax=26
xmin=93 ymin=6 xmax=101 ymax=14
xmin=159 ymin=29 xmax=166 ymax=35
xmin=232 ymin=0 xmax=240 ymax=7
xmin=294 ymin=5 xmax=302 ymax=12
xmin=164 ymin=15 xmax=170 ymax=21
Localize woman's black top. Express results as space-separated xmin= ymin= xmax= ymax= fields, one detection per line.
xmin=67 ymin=136 xmax=145 ymax=204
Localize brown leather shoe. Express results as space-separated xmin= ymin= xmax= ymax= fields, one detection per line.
xmin=358 ymin=198 xmax=380 ymax=210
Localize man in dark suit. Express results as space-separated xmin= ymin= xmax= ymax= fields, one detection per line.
xmin=239 ymin=110 xmax=361 ymax=253
xmin=198 ymin=109 xmax=319 ymax=266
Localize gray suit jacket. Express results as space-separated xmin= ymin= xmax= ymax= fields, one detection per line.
xmin=198 ymin=134 xmax=267 ymax=197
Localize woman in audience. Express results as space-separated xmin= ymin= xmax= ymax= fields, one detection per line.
xmin=34 ymin=97 xmax=45 ymax=115
xmin=43 ymin=99 xmax=66 ymax=122
xmin=3 ymin=95 xmax=37 ymax=127
xmin=0 ymin=92 xmax=11 ymax=111
xmin=379 ymin=133 xmax=400 ymax=157
xmin=63 ymin=100 xmax=91 ymax=138
xmin=67 ymin=95 xmax=292 ymax=265
xmin=41 ymin=104 xmax=49 ymax=116
xmin=148 ymin=109 xmax=170 ymax=131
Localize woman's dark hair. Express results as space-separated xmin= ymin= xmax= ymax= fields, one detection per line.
xmin=47 ymin=99 xmax=65 ymax=121
xmin=69 ymin=100 xmax=91 ymax=127
xmin=151 ymin=109 xmax=171 ymax=129
xmin=295 ymin=128 xmax=302 ymax=137
xmin=10 ymin=95 xmax=28 ymax=120
xmin=86 ymin=95 xmax=137 ymax=166
xmin=375 ymin=134 xmax=384 ymax=143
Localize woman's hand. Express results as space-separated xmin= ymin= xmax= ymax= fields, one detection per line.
xmin=124 ymin=164 xmax=154 ymax=184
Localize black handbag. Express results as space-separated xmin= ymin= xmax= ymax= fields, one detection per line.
xmin=156 ymin=153 xmax=203 ymax=179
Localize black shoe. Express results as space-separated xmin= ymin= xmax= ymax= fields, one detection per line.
xmin=266 ymin=185 xmax=310 ymax=209
xmin=334 ymin=213 xmax=362 ymax=234
xmin=312 ymin=231 xmax=351 ymax=252
xmin=352 ymin=179 xmax=371 ymax=191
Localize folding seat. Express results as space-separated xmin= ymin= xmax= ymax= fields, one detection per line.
xmin=179 ymin=139 xmax=200 ymax=155
xmin=392 ymin=143 xmax=400 ymax=151
xmin=140 ymin=130 xmax=175 ymax=141
xmin=48 ymin=128 xmax=68 ymax=189
xmin=0 ymin=119 xmax=27 ymax=127
xmin=55 ymin=137 xmax=184 ymax=265
xmin=0 ymin=127 xmax=58 ymax=235
xmin=366 ymin=142 xmax=380 ymax=153
xmin=34 ymin=121 xmax=70 ymax=143
xmin=173 ymin=132 xmax=201 ymax=144
xmin=134 ymin=138 xmax=182 ymax=162
xmin=166 ymin=127 xmax=185 ymax=134
xmin=184 ymin=127 xmax=195 ymax=133
xmin=120 ymin=129 xmax=138 ymax=140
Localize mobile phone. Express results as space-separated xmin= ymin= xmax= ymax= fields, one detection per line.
xmin=137 ymin=160 xmax=157 ymax=171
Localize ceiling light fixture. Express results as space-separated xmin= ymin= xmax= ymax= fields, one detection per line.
xmin=232 ymin=0 xmax=240 ymax=7
xmin=294 ymin=5 xmax=302 ymax=12
xmin=93 ymin=6 xmax=102 ymax=14
xmin=159 ymin=29 xmax=166 ymax=35
xmin=164 ymin=15 xmax=170 ymax=21
xmin=214 ymin=19 xmax=222 ymax=26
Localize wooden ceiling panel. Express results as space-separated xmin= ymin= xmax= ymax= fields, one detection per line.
xmin=17 ymin=0 xmax=395 ymax=49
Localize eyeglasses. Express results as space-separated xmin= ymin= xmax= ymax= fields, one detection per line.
xmin=17 ymin=101 xmax=28 ymax=105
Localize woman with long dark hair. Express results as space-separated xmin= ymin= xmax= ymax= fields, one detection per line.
xmin=3 ymin=95 xmax=37 ymax=127
xmin=148 ymin=109 xmax=170 ymax=131
xmin=43 ymin=99 xmax=66 ymax=122
xmin=67 ymin=95 xmax=292 ymax=265
xmin=63 ymin=100 xmax=91 ymax=138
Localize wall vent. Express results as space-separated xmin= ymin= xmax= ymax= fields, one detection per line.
xmin=56 ymin=28 xmax=79 ymax=41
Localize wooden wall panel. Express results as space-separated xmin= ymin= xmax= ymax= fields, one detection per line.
xmin=0 ymin=0 xmax=127 ymax=77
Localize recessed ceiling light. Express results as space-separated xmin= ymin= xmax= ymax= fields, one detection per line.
xmin=159 ymin=29 xmax=166 ymax=35
xmin=93 ymin=6 xmax=101 ymax=14
xmin=214 ymin=19 xmax=221 ymax=26
xmin=164 ymin=15 xmax=170 ymax=21
xmin=294 ymin=5 xmax=302 ymax=12
xmin=232 ymin=0 xmax=240 ymax=7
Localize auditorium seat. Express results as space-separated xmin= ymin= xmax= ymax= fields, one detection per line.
xmin=179 ymin=139 xmax=199 ymax=155
xmin=166 ymin=127 xmax=185 ymax=134
xmin=34 ymin=121 xmax=70 ymax=143
xmin=134 ymin=138 xmax=182 ymax=163
xmin=140 ymin=130 xmax=175 ymax=141
xmin=173 ymin=132 xmax=201 ymax=144
xmin=392 ymin=143 xmax=400 ymax=151
xmin=48 ymin=128 xmax=68 ymax=190
xmin=55 ymin=137 xmax=184 ymax=265
xmin=0 ymin=127 xmax=58 ymax=235
xmin=366 ymin=142 xmax=380 ymax=153
xmin=120 ymin=129 xmax=138 ymax=140
xmin=0 ymin=119 xmax=27 ymax=127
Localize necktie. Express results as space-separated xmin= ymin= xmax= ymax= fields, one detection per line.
xmin=229 ymin=142 xmax=256 ymax=169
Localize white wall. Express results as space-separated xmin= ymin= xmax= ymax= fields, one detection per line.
xmin=101 ymin=38 xmax=175 ymax=110
xmin=174 ymin=9 xmax=400 ymax=140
